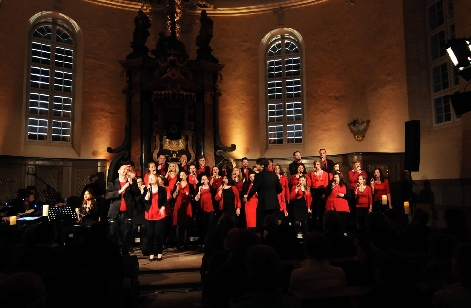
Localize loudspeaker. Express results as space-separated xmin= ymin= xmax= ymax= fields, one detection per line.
xmin=449 ymin=92 xmax=471 ymax=116
xmin=405 ymin=120 xmax=420 ymax=171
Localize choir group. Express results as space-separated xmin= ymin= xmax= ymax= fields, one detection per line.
xmin=135 ymin=149 xmax=391 ymax=261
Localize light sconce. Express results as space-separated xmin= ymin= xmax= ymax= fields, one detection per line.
xmin=347 ymin=118 xmax=370 ymax=141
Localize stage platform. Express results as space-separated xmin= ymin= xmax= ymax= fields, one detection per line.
xmin=132 ymin=246 xmax=204 ymax=308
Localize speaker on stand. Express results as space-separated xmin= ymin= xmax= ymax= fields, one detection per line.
xmin=404 ymin=120 xmax=420 ymax=172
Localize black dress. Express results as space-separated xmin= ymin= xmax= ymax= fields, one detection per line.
xmin=289 ymin=192 xmax=308 ymax=222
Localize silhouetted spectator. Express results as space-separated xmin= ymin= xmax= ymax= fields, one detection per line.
xmin=385 ymin=208 xmax=406 ymax=236
xmin=358 ymin=249 xmax=427 ymax=307
xmin=211 ymin=228 xmax=261 ymax=308
xmin=0 ymin=271 xmax=46 ymax=308
xmin=323 ymin=210 xmax=356 ymax=258
xmin=400 ymin=208 xmax=431 ymax=253
xmin=83 ymin=221 xmax=125 ymax=307
xmin=443 ymin=208 xmax=471 ymax=243
xmin=433 ymin=243 xmax=471 ymax=307
xmin=232 ymin=245 xmax=302 ymax=308
xmin=369 ymin=227 xmax=398 ymax=253
xmin=204 ymin=212 xmax=237 ymax=258
xmin=289 ymin=232 xmax=346 ymax=299
xmin=418 ymin=232 xmax=457 ymax=298
xmin=418 ymin=180 xmax=435 ymax=205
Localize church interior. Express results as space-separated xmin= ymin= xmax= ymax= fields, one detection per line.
xmin=1 ymin=0 xmax=471 ymax=306
xmin=1 ymin=0 xmax=471 ymax=209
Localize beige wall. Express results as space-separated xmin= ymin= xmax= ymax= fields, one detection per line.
xmin=208 ymin=0 xmax=409 ymax=160
xmin=0 ymin=1 xmax=136 ymax=162
xmin=0 ymin=0 xmax=469 ymax=188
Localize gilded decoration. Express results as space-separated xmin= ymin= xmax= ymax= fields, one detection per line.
xmin=347 ymin=118 xmax=371 ymax=141
xmin=163 ymin=137 xmax=186 ymax=151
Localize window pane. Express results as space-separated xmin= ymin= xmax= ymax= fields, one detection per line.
xmin=53 ymin=96 xmax=72 ymax=118
xmin=54 ymin=71 xmax=73 ymax=92
xmin=55 ymin=27 xmax=73 ymax=45
xmin=429 ymin=31 xmax=446 ymax=61
xmin=447 ymin=0 xmax=454 ymax=19
xmin=268 ymin=125 xmax=284 ymax=144
xmin=432 ymin=63 xmax=449 ymax=93
xmin=286 ymin=124 xmax=303 ymax=144
xmin=267 ymin=59 xmax=283 ymax=79
xmin=285 ymin=57 xmax=301 ymax=77
xmin=51 ymin=120 xmax=71 ymax=142
xmin=267 ymin=81 xmax=283 ymax=100
xmin=285 ymin=40 xmax=299 ymax=54
xmin=267 ymin=41 xmax=282 ymax=56
xmin=28 ymin=118 xmax=48 ymax=140
xmin=433 ymin=96 xmax=452 ymax=124
xmin=55 ymin=47 xmax=73 ymax=69
xmin=30 ymin=67 xmax=50 ymax=89
xmin=29 ymin=93 xmax=49 ymax=115
xmin=31 ymin=42 xmax=51 ymax=65
xmin=286 ymin=102 xmax=302 ymax=122
xmin=286 ymin=79 xmax=301 ymax=98
xmin=268 ymin=103 xmax=283 ymax=122
xmin=428 ymin=0 xmax=444 ymax=31
xmin=33 ymin=25 xmax=52 ymax=40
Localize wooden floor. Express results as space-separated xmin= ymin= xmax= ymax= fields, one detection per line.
xmin=133 ymin=245 xmax=204 ymax=308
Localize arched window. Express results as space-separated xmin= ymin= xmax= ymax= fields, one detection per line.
xmin=427 ymin=0 xmax=460 ymax=125
xmin=265 ymin=33 xmax=303 ymax=145
xmin=27 ymin=22 xmax=75 ymax=142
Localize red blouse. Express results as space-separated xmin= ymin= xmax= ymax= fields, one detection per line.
xmin=290 ymin=174 xmax=311 ymax=189
xmin=372 ymin=179 xmax=390 ymax=202
xmin=145 ymin=187 xmax=166 ymax=220
xmin=309 ymin=170 xmax=329 ymax=189
xmin=198 ymin=186 xmax=214 ymax=212
xmin=348 ymin=170 xmax=368 ymax=190
xmin=325 ymin=184 xmax=350 ymax=213
xmin=355 ymin=186 xmax=372 ymax=208
xmin=290 ymin=187 xmax=312 ymax=209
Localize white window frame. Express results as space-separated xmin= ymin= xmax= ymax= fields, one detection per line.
xmin=427 ymin=0 xmax=460 ymax=126
xmin=265 ymin=33 xmax=304 ymax=145
xmin=26 ymin=21 xmax=75 ymax=143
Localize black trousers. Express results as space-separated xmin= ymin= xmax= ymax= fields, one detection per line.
xmin=256 ymin=209 xmax=276 ymax=233
xmin=146 ymin=219 xmax=165 ymax=255
xmin=109 ymin=212 xmax=133 ymax=255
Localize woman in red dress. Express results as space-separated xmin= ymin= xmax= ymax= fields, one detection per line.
xmin=325 ymin=173 xmax=352 ymax=234
xmin=243 ymin=172 xmax=258 ymax=230
xmin=289 ymin=175 xmax=312 ymax=237
xmin=172 ymin=170 xmax=194 ymax=249
xmin=195 ymin=174 xmax=214 ymax=242
xmin=143 ymin=161 xmax=156 ymax=186
xmin=210 ymin=166 xmax=222 ymax=190
xmin=309 ymin=159 xmax=329 ymax=231
xmin=354 ymin=174 xmax=372 ymax=220
xmin=290 ymin=164 xmax=311 ymax=190
xmin=232 ymin=167 xmax=244 ymax=194
xmin=370 ymin=168 xmax=391 ymax=215
xmin=144 ymin=174 xmax=167 ymax=261
xmin=275 ymin=164 xmax=290 ymax=224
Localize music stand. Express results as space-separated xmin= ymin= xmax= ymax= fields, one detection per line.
xmin=48 ymin=205 xmax=78 ymax=223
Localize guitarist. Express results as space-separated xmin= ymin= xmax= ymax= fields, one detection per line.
xmin=76 ymin=189 xmax=99 ymax=227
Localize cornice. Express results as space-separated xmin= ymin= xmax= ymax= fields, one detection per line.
xmin=82 ymin=0 xmax=329 ymax=16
